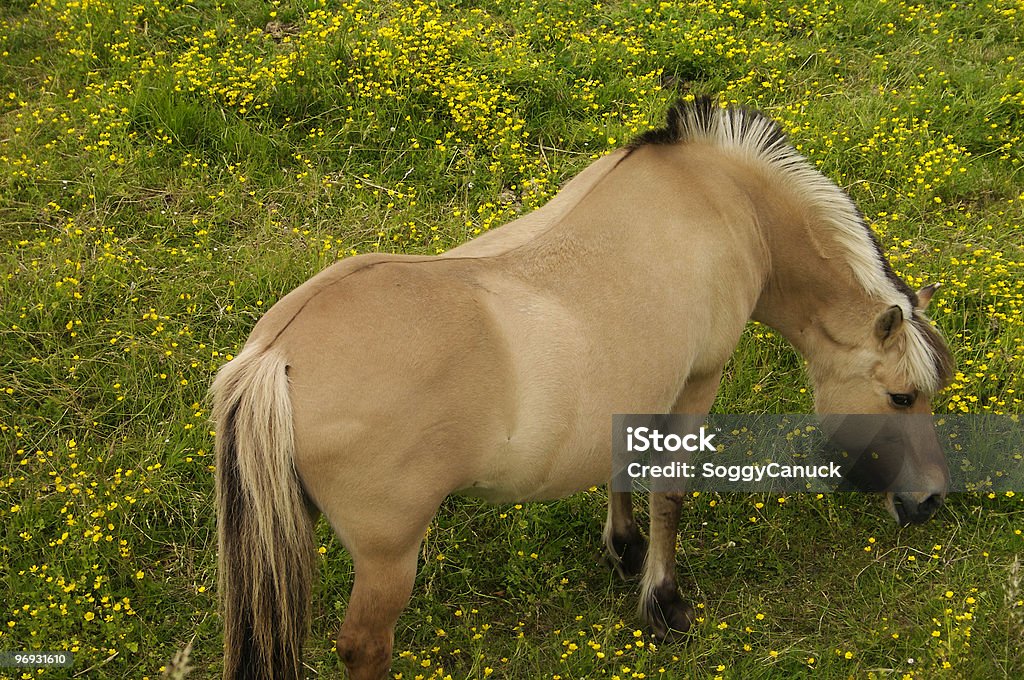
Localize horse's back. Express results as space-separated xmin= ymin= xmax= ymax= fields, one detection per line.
xmin=441 ymin=148 xmax=631 ymax=258
xmin=243 ymin=253 xmax=435 ymax=352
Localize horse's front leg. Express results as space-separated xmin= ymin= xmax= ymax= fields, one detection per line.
xmin=603 ymin=490 xmax=648 ymax=579
xmin=640 ymin=491 xmax=695 ymax=640
xmin=638 ymin=369 xmax=723 ymax=641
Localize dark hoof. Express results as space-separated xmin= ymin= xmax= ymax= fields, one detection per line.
xmin=642 ymin=583 xmax=696 ymax=643
xmin=605 ymin=531 xmax=648 ymax=580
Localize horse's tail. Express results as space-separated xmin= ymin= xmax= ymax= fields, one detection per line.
xmin=211 ymin=346 xmax=315 ymax=680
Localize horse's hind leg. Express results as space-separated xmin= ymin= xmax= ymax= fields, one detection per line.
xmin=603 ymin=491 xmax=647 ymax=579
xmin=305 ymin=471 xmax=440 ymax=680
xmin=336 ymin=545 xmax=420 ymax=680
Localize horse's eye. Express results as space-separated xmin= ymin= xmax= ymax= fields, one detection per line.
xmin=889 ymin=393 xmax=916 ymax=408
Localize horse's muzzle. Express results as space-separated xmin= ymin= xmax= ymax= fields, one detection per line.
xmin=890 ymin=491 xmax=945 ymax=526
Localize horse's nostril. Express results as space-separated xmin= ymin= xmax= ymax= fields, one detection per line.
xmin=895 ymin=492 xmax=944 ymax=526
xmin=919 ymin=493 xmax=944 ymax=517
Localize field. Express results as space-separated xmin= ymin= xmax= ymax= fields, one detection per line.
xmin=1 ymin=0 xmax=1023 ymax=678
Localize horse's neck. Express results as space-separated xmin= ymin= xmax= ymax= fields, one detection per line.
xmin=749 ymin=192 xmax=879 ymax=368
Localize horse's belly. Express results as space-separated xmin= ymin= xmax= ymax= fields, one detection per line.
xmin=456 ymin=433 xmax=612 ymax=503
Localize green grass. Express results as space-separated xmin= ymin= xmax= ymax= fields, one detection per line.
xmin=1 ymin=0 xmax=1023 ymax=678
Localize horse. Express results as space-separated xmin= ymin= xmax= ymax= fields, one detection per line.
xmin=211 ymin=98 xmax=954 ymax=680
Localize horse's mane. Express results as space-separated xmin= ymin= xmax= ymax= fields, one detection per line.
xmin=629 ymin=97 xmax=953 ymax=393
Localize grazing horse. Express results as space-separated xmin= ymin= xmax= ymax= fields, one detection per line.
xmin=212 ymin=98 xmax=954 ymax=680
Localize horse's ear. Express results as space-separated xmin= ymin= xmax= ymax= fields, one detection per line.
xmin=875 ymin=305 xmax=904 ymax=342
xmin=915 ymin=283 xmax=940 ymax=311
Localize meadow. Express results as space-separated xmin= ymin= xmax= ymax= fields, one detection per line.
xmin=1 ymin=0 xmax=1023 ymax=677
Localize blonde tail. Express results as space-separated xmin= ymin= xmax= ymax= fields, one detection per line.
xmin=211 ymin=348 xmax=315 ymax=680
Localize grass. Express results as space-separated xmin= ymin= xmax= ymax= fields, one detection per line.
xmin=1 ymin=0 xmax=1023 ymax=678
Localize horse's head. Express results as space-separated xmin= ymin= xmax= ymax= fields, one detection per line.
xmin=810 ymin=284 xmax=955 ymax=526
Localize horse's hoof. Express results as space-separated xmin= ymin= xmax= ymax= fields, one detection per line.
xmin=642 ymin=583 xmax=696 ymax=643
xmin=605 ymin=532 xmax=648 ymax=580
